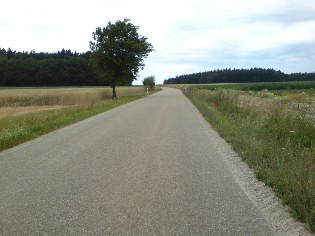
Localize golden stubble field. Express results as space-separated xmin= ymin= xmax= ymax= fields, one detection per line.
xmin=0 ymin=87 xmax=144 ymax=119
xmin=0 ymin=86 xmax=148 ymax=151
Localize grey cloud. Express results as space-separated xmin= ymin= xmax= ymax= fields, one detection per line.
xmin=243 ymin=2 xmax=315 ymax=25
xmin=247 ymin=12 xmax=315 ymax=25
xmin=282 ymin=43 xmax=315 ymax=57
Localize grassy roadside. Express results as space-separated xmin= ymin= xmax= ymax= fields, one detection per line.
xmin=191 ymin=81 xmax=315 ymax=91
xmin=183 ymin=86 xmax=315 ymax=232
xmin=0 ymin=87 xmax=156 ymax=151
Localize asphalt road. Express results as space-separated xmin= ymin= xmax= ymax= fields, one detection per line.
xmin=0 ymin=88 xmax=273 ymax=235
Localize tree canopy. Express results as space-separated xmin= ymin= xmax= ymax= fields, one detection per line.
xmin=90 ymin=18 xmax=154 ymax=98
xmin=0 ymin=48 xmax=107 ymax=86
xmin=143 ymin=75 xmax=156 ymax=90
xmin=163 ymin=68 xmax=315 ymax=84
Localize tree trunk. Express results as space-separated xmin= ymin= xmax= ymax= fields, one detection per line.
xmin=112 ymin=81 xmax=117 ymax=99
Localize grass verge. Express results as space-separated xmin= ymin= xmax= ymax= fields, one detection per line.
xmin=183 ymin=87 xmax=315 ymax=232
xmin=0 ymin=87 xmax=154 ymax=151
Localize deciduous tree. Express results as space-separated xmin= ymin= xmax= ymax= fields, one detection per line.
xmin=143 ymin=75 xmax=156 ymax=90
xmin=89 ymin=18 xmax=154 ymax=98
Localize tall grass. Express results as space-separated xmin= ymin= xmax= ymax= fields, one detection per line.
xmin=0 ymin=87 xmax=143 ymax=107
xmin=191 ymin=81 xmax=315 ymax=91
xmin=0 ymin=87 xmax=148 ymax=151
xmin=184 ymin=87 xmax=315 ymax=231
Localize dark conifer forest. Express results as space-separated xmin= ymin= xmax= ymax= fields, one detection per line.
xmin=163 ymin=68 xmax=315 ymax=84
xmin=1 ymin=48 xmax=314 ymax=86
xmin=0 ymin=48 xmax=110 ymax=86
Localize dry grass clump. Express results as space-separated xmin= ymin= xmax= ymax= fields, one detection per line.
xmin=285 ymin=93 xmax=308 ymax=102
xmin=237 ymin=89 xmax=315 ymax=120
xmin=237 ymin=94 xmax=274 ymax=112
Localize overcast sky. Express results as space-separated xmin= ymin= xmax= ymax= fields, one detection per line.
xmin=1 ymin=0 xmax=315 ymax=84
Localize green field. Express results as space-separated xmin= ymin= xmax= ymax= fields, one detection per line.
xmin=0 ymin=87 xmax=150 ymax=151
xmin=191 ymin=81 xmax=315 ymax=91
xmin=183 ymin=82 xmax=315 ymax=231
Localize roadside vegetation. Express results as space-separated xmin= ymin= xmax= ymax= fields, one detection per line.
xmin=191 ymin=81 xmax=315 ymax=91
xmin=143 ymin=75 xmax=156 ymax=91
xmin=182 ymin=82 xmax=315 ymax=231
xmin=0 ymin=87 xmax=148 ymax=151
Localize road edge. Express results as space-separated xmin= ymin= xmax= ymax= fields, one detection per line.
xmin=181 ymin=90 xmax=313 ymax=236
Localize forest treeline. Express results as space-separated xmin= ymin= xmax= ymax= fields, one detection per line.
xmin=163 ymin=68 xmax=315 ymax=84
xmin=0 ymin=48 xmax=111 ymax=86
xmin=1 ymin=48 xmax=314 ymax=86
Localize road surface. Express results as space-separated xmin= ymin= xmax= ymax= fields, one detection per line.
xmin=0 ymin=88 xmax=307 ymax=235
